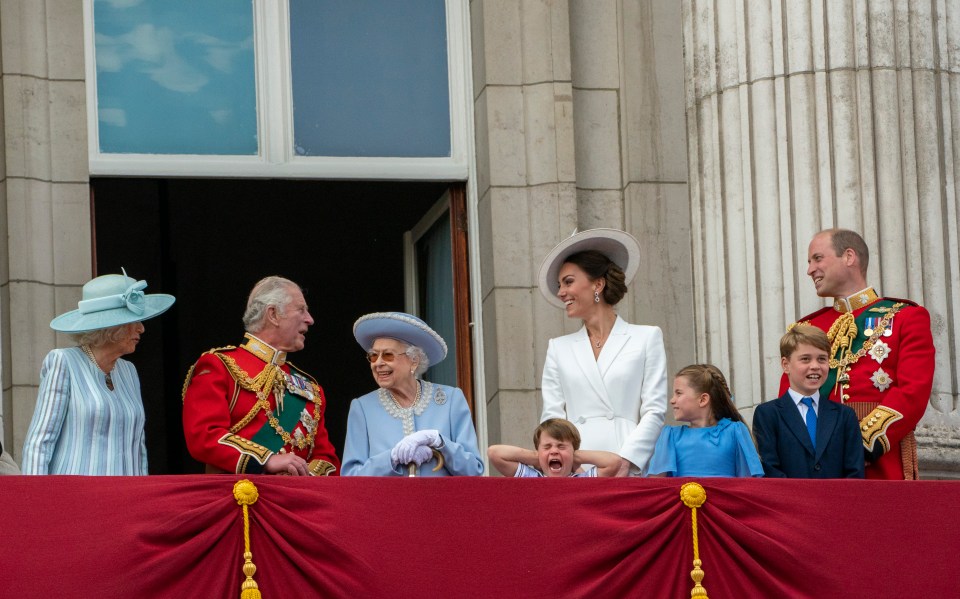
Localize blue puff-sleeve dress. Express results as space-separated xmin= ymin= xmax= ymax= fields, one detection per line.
xmin=647 ymin=418 xmax=763 ymax=477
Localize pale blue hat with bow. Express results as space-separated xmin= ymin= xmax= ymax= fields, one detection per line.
xmin=49 ymin=269 xmax=175 ymax=333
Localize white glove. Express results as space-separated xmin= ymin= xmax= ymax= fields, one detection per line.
xmin=392 ymin=429 xmax=443 ymax=465
xmin=411 ymin=445 xmax=434 ymax=466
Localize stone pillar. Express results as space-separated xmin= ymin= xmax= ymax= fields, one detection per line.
xmin=683 ymin=0 xmax=960 ymax=475
xmin=0 ymin=0 xmax=91 ymax=458
xmin=472 ymin=0 xmax=693 ymax=448
xmin=472 ymin=0 xmax=579 ymax=447
xmin=569 ymin=0 xmax=695 ymax=385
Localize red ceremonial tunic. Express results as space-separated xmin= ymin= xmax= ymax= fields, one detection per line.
xmin=779 ymin=288 xmax=935 ymax=479
xmin=182 ymin=334 xmax=340 ymax=475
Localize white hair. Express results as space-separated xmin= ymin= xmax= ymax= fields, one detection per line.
xmin=243 ymin=276 xmax=298 ymax=333
xmin=405 ymin=345 xmax=430 ymax=377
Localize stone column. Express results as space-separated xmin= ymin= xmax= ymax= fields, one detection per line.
xmin=684 ymin=0 xmax=960 ymax=475
xmin=472 ymin=0 xmax=579 ymax=447
xmin=472 ymin=0 xmax=693 ymax=448
xmin=0 ymin=0 xmax=91 ymax=458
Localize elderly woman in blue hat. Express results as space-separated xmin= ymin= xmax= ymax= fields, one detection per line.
xmin=342 ymin=312 xmax=484 ymax=476
xmin=21 ymin=270 xmax=175 ymax=475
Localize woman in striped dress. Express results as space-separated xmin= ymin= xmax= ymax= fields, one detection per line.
xmin=21 ymin=270 xmax=174 ymax=475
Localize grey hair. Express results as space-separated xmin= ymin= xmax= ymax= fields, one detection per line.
xmin=405 ymin=345 xmax=430 ymax=377
xmin=243 ymin=276 xmax=298 ymax=333
xmin=72 ymin=324 xmax=132 ymax=349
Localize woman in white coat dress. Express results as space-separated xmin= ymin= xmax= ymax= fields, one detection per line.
xmin=538 ymin=229 xmax=667 ymax=476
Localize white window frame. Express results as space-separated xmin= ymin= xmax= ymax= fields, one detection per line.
xmin=83 ymin=0 xmax=470 ymax=181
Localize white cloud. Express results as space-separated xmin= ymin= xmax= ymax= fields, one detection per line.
xmin=209 ymin=109 xmax=231 ymax=124
xmin=95 ymin=24 xmax=253 ymax=94
xmin=184 ymin=33 xmax=253 ymax=73
xmin=99 ymin=108 xmax=127 ymax=127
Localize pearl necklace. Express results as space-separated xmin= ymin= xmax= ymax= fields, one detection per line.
xmin=378 ymin=380 xmax=432 ymax=436
xmin=80 ymin=344 xmax=114 ymax=391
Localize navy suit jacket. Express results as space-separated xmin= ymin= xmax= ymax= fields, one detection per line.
xmin=753 ymin=392 xmax=864 ymax=479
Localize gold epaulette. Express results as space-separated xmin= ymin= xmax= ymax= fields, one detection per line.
xmin=181 ymin=345 xmax=238 ymax=402
xmin=861 ymin=405 xmax=904 ymax=453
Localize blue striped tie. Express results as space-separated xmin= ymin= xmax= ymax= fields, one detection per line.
xmin=800 ymin=397 xmax=817 ymax=447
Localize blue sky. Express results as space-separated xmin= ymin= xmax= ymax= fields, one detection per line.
xmin=94 ymin=0 xmax=257 ymax=155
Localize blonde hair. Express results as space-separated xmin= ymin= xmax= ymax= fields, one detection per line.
xmin=780 ymin=324 xmax=830 ymax=358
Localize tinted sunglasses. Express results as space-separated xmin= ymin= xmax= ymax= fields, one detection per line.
xmin=367 ymin=350 xmax=402 ymax=363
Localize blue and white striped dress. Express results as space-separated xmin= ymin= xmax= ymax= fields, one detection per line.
xmin=21 ymin=347 xmax=148 ymax=475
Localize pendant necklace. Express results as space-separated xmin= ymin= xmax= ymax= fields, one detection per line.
xmin=80 ymin=344 xmax=114 ymax=391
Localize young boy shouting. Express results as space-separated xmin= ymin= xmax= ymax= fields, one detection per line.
xmin=488 ymin=418 xmax=621 ymax=477
xmin=753 ymin=324 xmax=864 ymax=478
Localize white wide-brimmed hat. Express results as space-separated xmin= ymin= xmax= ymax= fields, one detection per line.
xmin=50 ymin=269 xmax=176 ymax=333
xmin=537 ymin=228 xmax=641 ymax=308
xmin=353 ymin=312 xmax=448 ymax=366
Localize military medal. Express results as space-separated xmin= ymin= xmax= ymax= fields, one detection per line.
xmin=285 ymin=371 xmax=315 ymax=400
xmin=869 ymin=340 xmax=891 ymax=364
xmin=870 ymin=368 xmax=892 ymax=392
xmin=863 ymin=317 xmax=877 ymax=337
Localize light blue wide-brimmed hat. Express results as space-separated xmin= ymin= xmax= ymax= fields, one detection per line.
xmin=50 ymin=269 xmax=176 ymax=333
xmin=538 ymin=228 xmax=641 ymax=308
xmin=353 ymin=312 xmax=448 ymax=366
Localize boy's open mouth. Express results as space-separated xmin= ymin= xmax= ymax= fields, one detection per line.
xmin=549 ymin=458 xmax=563 ymax=472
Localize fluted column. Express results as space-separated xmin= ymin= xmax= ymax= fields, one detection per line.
xmin=684 ymin=0 xmax=960 ymax=474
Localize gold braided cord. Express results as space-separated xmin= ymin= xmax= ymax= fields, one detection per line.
xmin=680 ymin=482 xmax=708 ymax=599
xmin=215 ymin=353 xmax=324 ymax=450
xmin=233 ymin=480 xmax=262 ymax=599
xmin=826 ymin=304 xmax=904 ymax=397
xmin=181 ymin=345 xmax=237 ymax=403
xmin=216 ymin=353 xmax=285 ymax=397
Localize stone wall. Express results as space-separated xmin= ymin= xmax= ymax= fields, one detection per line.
xmin=472 ymin=0 xmax=693 ymax=448
xmin=683 ymin=0 xmax=960 ymax=476
xmin=0 ymin=0 xmax=91 ymax=458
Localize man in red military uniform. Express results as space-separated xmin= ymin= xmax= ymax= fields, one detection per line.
xmin=780 ymin=229 xmax=935 ymax=479
xmin=182 ymin=276 xmax=340 ymax=475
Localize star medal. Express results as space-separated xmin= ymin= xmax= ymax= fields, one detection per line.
xmin=870 ymin=368 xmax=892 ymax=392
xmin=300 ymin=407 xmax=317 ymax=433
xmin=869 ymin=340 xmax=891 ymax=364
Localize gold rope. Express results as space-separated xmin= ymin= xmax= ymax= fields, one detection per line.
xmin=233 ymin=480 xmax=262 ymax=599
xmin=680 ymin=482 xmax=708 ymax=599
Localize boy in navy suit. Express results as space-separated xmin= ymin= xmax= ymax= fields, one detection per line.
xmin=754 ymin=325 xmax=864 ymax=478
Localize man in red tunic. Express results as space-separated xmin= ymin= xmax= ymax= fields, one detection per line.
xmin=182 ymin=276 xmax=340 ymax=475
xmin=780 ymin=229 xmax=935 ymax=479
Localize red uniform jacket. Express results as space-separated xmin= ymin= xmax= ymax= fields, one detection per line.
xmin=182 ymin=338 xmax=340 ymax=475
xmin=780 ymin=293 xmax=934 ymax=479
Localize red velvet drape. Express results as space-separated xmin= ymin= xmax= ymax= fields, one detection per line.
xmin=1 ymin=476 xmax=956 ymax=598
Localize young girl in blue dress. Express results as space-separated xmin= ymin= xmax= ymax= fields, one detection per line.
xmin=648 ymin=364 xmax=763 ymax=477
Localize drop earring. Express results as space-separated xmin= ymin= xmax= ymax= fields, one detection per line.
xmin=594 ymin=290 xmax=600 ymax=303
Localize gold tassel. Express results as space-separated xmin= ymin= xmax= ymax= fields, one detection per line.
xmin=680 ymin=482 xmax=709 ymax=599
xmin=233 ymin=479 xmax=263 ymax=599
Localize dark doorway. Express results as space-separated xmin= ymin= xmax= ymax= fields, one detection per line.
xmin=92 ymin=178 xmax=447 ymax=473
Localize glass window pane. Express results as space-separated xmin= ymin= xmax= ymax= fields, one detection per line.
xmin=93 ymin=0 xmax=257 ymax=155
xmin=417 ymin=212 xmax=457 ymax=387
xmin=290 ymin=0 xmax=451 ymax=158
